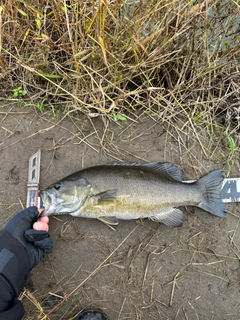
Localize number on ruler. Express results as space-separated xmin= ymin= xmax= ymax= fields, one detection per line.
xmin=220 ymin=179 xmax=240 ymax=202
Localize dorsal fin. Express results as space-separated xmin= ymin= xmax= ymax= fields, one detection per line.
xmin=142 ymin=162 xmax=182 ymax=182
xmin=107 ymin=161 xmax=182 ymax=182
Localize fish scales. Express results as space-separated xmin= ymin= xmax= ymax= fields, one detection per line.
xmin=40 ymin=162 xmax=226 ymax=227
xmin=79 ymin=166 xmax=198 ymax=206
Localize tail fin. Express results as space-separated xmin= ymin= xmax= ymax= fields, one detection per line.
xmin=197 ymin=170 xmax=226 ymax=217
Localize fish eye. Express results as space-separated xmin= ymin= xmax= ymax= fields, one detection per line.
xmin=54 ymin=183 xmax=61 ymax=190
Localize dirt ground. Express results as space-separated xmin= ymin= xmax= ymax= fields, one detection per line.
xmin=0 ymin=103 xmax=240 ymax=320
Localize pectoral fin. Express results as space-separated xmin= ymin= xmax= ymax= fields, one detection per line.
xmin=94 ymin=189 xmax=118 ymax=203
xmin=150 ymin=207 xmax=184 ymax=227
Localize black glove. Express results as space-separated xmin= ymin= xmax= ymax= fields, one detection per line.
xmin=0 ymin=207 xmax=53 ymax=296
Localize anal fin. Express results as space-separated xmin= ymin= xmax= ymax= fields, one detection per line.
xmin=150 ymin=207 xmax=184 ymax=227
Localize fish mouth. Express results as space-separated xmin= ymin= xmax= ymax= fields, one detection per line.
xmin=39 ymin=186 xmax=91 ymax=215
xmin=39 ymin=190 xmax=56 ymax=213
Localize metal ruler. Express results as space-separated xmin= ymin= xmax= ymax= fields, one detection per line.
xmin=220 ymin=178 xmax=240 ymax=203
xmin=26 ymin=149 xmax=41 ymax=208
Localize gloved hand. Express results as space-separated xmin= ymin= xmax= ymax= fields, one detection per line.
xmin=0 ymin=207 xmax=53 ymax=296
xmin=3 ymin=206 xmax=53 ymax=269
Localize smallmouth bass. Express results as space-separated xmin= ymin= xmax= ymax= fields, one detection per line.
xmin=40 ymin=162 xmax=226 ymax=227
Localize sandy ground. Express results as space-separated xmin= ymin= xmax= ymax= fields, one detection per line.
xmin=0 ymin=103 xmax=240 ymax=320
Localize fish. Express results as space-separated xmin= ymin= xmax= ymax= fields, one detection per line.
xmin=39 ymin=162 xmax=226 ymax=228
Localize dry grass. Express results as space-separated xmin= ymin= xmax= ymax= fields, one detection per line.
xmin=1 ymin=1 xmax=239 ymax=174
xmin=1 ymin=0 xmax=239 ymax=126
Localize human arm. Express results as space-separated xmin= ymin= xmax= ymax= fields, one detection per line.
xmin=0 ymin=207 xmax=53 ymax=320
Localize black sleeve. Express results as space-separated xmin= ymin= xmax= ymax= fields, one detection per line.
xmin=0 ymin=300 xmax=24 ymax=320
xmin=0 ymin=275 xmax=25 ymax=320
xmin=0 ymin=230 xmax=30 ymax=319
xmin=0 ymin=276 xmax=24 ymax=319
